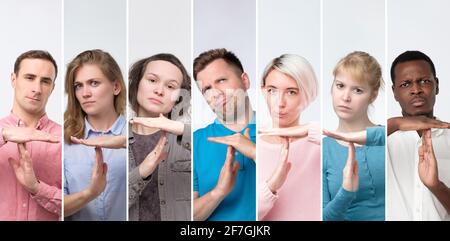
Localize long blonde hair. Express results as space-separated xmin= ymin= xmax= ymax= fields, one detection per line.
xmin=64 ymin=49 xmax=126 ymax=143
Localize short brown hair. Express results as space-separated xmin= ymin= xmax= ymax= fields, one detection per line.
xmin=64 ymin=49 xmax=126 ymax=143
xmin=129 ymin=53 xmax=191 ymax=114
xmin=14 ymin=50 xmax=58 ymax=80
xmin=193 ymin=48 xmax=244 ymax=80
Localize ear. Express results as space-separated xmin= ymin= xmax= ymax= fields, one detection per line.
xmin=113 ymin=80 xmax=121 ymax=95
xmin=435 ymin=77 xmax=439 ymax=95
xmin=11 ymin=73 xmax=16 ymax=88
xmin=370 ymin=90 xmax=379 ymax=104
xmin=241 ymin=72 xmax=250 ymax=90
xmin=392 ymin=84 xmax=399 ymax=102
xmin=51 ymin=81 xmax=55 ymax=93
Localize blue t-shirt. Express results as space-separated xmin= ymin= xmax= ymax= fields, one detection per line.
xmin=193 ymin=116 xmax=256 ymax=221
xmin=323 ymin=126 xmax=385 ymax=221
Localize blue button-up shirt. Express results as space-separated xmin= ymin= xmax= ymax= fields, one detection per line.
xmin=64 ymin=115 xmax=126 ymax=221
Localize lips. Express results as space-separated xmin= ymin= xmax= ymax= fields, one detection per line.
xmin=149 ymin=98 xmax=163 ymax=105
xmin=26 ymin=97 xmax=41 ymax=102
xmin=82 ymin=101 xmax=96 ymax=106
xmin=337 ymin=105 xmax=352 ymax=111
xmin=410 ymin=97 xmax=426 ymax=107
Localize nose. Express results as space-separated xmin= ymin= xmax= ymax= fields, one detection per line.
xmin=82 ymin=85 xmax=92 ymax=98
xmin=341 ymin=89 xmax=351 ymax=102
xmin=278 ymin=92 xmax=287 ymax=109
xmin=153 ymin=82 xmax=164 ymax=96
xmin=410 ymin=82 xmax=423 ymax=95
xmin=31 ymin=81 xmax=42 ymax=94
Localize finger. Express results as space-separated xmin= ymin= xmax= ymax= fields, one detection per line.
xmin=102 ymin=163 xmax=108 ymax=176
xmin=353 ymin=160 xmax=359 ymax=175
xmin=418 ymin=145 xmax=425 ymax=163
xmin=70 ymin=136 xmax=85 ymax=145
xmin=208 ymin=137 xmax=232 ymax=145
xmin=285 ymin=162 xmax=292 ymax=174
xmin=224 ymin=146 xmax=235 ymax=169
xmin=17 ymin=143 xmax=26 ymax=158
xmin=346 ymin=142 xmax=355 ymax=166
xmin=244 ymin=128 xmax=250 ymax=138
xmin=95 ymin=146 xmax=104 ymax=174
xmin=280 ymin=139 xmax=289 ymax=163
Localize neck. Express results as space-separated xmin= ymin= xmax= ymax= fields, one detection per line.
xmin=221 ymin=99 xmax=254 ymax=132
xmin=133 ymin=109 xmax=161 ymax=135
xmin=12 ymin=104 xmax=44 ymax=127
xmin=402 ymin=111 xmax=435 ymax=119
xmin=87 ymin=109 xmax=119 ymax=131
xmin=337 ymin=115 xmax=374 ymax=132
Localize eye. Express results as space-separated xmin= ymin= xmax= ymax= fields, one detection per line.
xmin=266 ymin=87 xmax=277 ymax=94
xmin=148 ymin=78 xmax=157 ymax=83
xmin=74 ymin=83 xmax=82 ymax=90
xmin=353 ymin=88 xmax=363 ymax=94
xmin=399 ymin=82 xmax=410 ymax=88
xmin=420 ymin=79 xmax=431 ymax=84
xmin=336 ymin=83 xmax=344 ymax=89
xmin=202 ymin=86 xmax=211 ymax=95
xmin=217 ymin=79 xmax=226 ymax=84
xmin=91 ymin=81 xmax=100 ymax=87
xmin=287 ymin=90 xmax=297 ymax=96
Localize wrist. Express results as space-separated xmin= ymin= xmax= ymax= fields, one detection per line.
xmin=211 ymin=187 xmax=226 ymax=201
xmin=29 ymin=180 xmax=40 ymax=195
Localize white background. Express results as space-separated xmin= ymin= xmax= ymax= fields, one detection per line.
xmin=0 ymin=0 xmax=62 ymax=123
xmin=323 ymin=0 xmax=386 ymax=131
xmin=64 ymin=0 xmax=126 ymax=113
xmin=193 ymin=0 xmax=256 ymax=131
xmin=128 ymin=0 xmax=191 ymax=118
xmin=258 ymin=0 xmax=321 ymax=129
xmin=387 ymin=0 xmax=450 ymax=120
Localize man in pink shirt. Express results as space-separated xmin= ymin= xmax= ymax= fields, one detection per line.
xmin=0 ymin=50 xmax=62 ymax=220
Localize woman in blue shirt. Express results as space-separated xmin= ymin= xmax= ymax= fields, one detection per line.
xmin=63 ymin=49 xmax=127 ymax=221
xmin=323 ymin=51 xmax=385 ymax=221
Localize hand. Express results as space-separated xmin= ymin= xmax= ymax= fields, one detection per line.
xmin=208 ymin=128 xmax=256 ymax=160
xmin=71 ymin=135 xmax=126 ymax=149
xmin=138 ymin=132 xmax=168 ymax=178
xmin=323 ymin=129 xmax=366 ymax=145
xmin=212 ymin=146 xmax=240 ymax=199
xmin=86 ymin=146 xmax=108 ymax=198
xmin=130 ymin=113 xmax=184 ymax=135
xmin=388 ymin=116 xmax=450 ymax=136
xmin=2 ymin=127 xmax=59 ymax=144
xmin=342 ymin=142 xmax=358 ymax=192
xmin=259 ymin=123 xmax=320 ymax=138
xmin=8 ymin=143 xmax=39 ymax=194
xmin=418 ymin=129 xmax=440 ymax=190
xmin=267 ymin=138 xmax=292 ymax=194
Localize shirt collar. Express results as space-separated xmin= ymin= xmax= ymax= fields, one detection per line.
xmin=8 ymin=111 xmax=49 ymax=130
xmin=84 ymin=114 xmax=125 ymax=138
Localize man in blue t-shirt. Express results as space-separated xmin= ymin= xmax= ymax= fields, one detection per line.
xmin=192 ymin=48 xmax=256 ymax=221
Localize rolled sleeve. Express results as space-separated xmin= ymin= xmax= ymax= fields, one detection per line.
xmin=31 ymin=181 xmax=62 ymax=217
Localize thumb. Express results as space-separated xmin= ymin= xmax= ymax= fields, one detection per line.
xmin=8 ymin=157 xmax=20 ymax=170
xmin=103 ymin=163 xmax=108 ymax=176
xmin=232 ymin=160 xmax=240 ymax=174
xmin=244 ymin=128 xmax=250 ymax=138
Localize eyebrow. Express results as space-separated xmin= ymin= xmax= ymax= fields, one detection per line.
xmin=24 ymin=73 xmax=53 ymax=82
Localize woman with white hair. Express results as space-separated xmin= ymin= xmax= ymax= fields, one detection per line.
xmin=258 ymin=54 xmax=321 ymax=220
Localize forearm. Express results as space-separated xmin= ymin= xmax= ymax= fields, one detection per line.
xmin=387 ymin=117 xmax=400 ymax=136
xmin=128 ymin=166 xmax=151 ymax=207
xmin=193 ymin=189 xmax=225 ymax=221
xmin=430 ymin=181 xmax=450 ymax=215
xmin=64 ymin=189 xmax=93 ymax=217
xmin=258 ymin=182 xmax=278 ymax=219
xmin=32 ymin=181 xmax=62 ymax=216
xmin=323 ymin=187 xmax=356 ymax=221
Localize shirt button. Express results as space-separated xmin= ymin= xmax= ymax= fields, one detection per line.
xmin=184 ymin=143 xmax=190 ymax=149
xmin=159 ymin=180 xmax=164 ymax=185
xmin=22 ymin=203 xmax=27 ymax=208
xmin=160 ymin=200 xmax=166 ymax=205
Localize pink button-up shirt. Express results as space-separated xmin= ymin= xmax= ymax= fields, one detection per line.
xmin=0 ymin=113 xmax=62 ymax=220
xmin=258 ymin=129 xmax=321 ymax=221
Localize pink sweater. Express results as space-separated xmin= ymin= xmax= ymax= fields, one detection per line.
xmin=258 ymin=130 xmax=321 ymax=220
